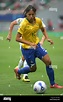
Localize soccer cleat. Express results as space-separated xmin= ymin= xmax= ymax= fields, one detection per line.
xmin=50 ymin=83 xmax=63 ymax=88
xmin=22 ymin=76 xmax=30 ymax=82
xmin=14 ymin=67 xmax=21 ymax=80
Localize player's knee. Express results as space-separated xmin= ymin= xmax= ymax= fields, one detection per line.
xmin=46 ymin=59 xmax=51 ymax=66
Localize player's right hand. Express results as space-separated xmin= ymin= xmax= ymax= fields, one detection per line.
xmin=6 ymin=35 xmax=11 ymax=42
xmin=31 ymin=43 xmax=38 ymax=49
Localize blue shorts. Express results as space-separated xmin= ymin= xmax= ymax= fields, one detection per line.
xmin=21 ymin=43 xmax=48 ymax=67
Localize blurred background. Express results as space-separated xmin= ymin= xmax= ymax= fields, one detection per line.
xmin=0 ymin=0 xmax=63 ymax=31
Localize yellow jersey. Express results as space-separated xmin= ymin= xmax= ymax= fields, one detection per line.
xmin=17 ymin=17 xmax=43 ymax=49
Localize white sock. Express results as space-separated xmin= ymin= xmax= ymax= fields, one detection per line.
xmin=23 ymin=74 xmax=28 ymax=78
xmin=23 ymin=60 xmax=29 ymax=67
xmin=18 ymin=58 xmax=24 ymax=69
xmin=23 ymin=60 xmax=29 ymax=77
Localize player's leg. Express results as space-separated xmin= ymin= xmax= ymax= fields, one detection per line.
xmin=15 ymin=55 xmax=30 ymax=81
xmin=22 ymin=60 xmax=30 ymax=82
xmin=18 ymin=44 xmax=25 ymax=68
xmin=18 ymin=55 xmax=25 ymax=68
xmin=14 ymin=55 xmax=25 ymax=79
xmin=37 ymin=43 xmax=63 ymax=88
xmin=18 ymin=55 xmax=30 ymax=82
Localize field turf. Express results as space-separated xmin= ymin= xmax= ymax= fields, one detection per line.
xmin=0 ymin=30 xmax=63 ymax=97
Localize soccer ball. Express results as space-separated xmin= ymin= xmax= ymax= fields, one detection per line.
xmin=33 ymin=81 xmax=47 ymax=94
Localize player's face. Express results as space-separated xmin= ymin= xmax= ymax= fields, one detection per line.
xmin=26 ymin=10 xmax=36 ymax=23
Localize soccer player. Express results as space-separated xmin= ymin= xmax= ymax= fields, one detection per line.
xmin=6 ymin=17 xmax=45 ymax=82
xmin=14 ymin=5 xmax=63 ymax=88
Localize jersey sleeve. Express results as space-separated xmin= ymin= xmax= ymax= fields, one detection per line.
xmin=42 ymin=21 xmax=46 ymax=27
xmin=39 ymin=18 xmax=46 ymax=28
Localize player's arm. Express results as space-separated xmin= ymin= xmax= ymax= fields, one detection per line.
xmin=40 ymin=35 xmax=46 ymax=46
xmin=6 ymin=20 xmax=17 ymax=41
xmin=40 ymin=27 xmax=54 ymax=45
xmin=39 ymin=21 xmax=46 ymax=46
xmin=16 ymin=33 xmax=38 ymax=49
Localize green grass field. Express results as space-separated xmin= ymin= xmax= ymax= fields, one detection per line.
xmin=0 ymin=30 xmax=63 ymax=96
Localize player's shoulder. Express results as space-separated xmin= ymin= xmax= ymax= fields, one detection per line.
xmin=19 ymin=18 xmax=27 ymax=28
xmin=21 ymin=18 xmax=28 ymax=25
xmin=35 ymin=17 xmax=42 ymax=24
